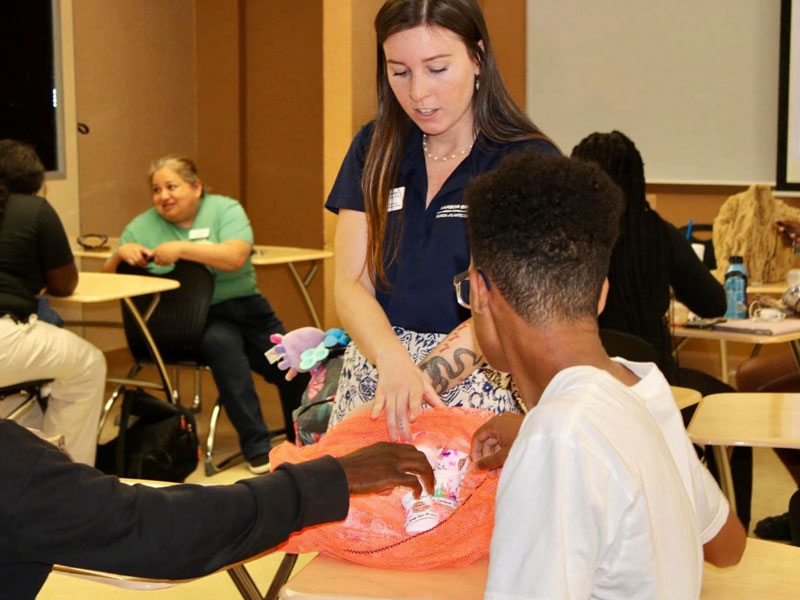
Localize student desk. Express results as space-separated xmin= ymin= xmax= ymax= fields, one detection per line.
xmin=72 ymin=240 xmax=333 ymax=329
xmin=688 ymin=392 xmax=800 ymax=513
xmin=50 ymin=272 xmax=180 ymax=399
xmin=671 ymin=385 xmax=702 ymax=410
xmin=250 ymin=246 xmax=333 ymax=329
xmin=280 ymin=555 xmax=488 ymax=600
xmin=52 ymin=478 xmax=294 ymax=600
xmin=279 ymin=539 xmax=800 ymax=599
xmin=672 ymin=324 xmax=800 ymax=384
xmin=748 ymin=283 xmax=790 ymax=296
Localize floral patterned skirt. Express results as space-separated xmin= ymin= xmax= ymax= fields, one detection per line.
xmin=328 ymin=326 xmax=522 ymax=428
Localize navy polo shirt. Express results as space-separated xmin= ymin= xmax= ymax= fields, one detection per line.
xmin=326 ymin=122 xmax=559 ymax=334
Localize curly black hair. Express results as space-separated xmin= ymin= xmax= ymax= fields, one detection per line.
xmin=0 ymin=139 xmax=45 ymax=226
xmin=466 ymin=151 xmax=623 ymax=325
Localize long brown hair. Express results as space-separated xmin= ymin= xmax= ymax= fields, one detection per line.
xmin=363 ymin=0 xmax=551 ymax=287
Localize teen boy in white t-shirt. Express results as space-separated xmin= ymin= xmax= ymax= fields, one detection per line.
xmin=460 ymin=152 xmax=745 ymax=599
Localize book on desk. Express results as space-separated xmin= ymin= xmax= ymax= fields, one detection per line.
xmin=711 ymin=319 xmax=800 ymax=336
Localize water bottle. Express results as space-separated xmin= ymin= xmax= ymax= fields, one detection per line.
xmin=724 ymin=256 xmax=748 ymax=319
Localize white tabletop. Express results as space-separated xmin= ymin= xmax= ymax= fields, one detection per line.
xmin=73 ymin=240 xmax=333 ymax=266
xmin=748 ymin=283 xmax=789 ymax=295
xmin=51 ymin=272 xmax=179 ymax=304
xmin=688 ymin=393 xmax=800 ymax=449
xmin=281 ymin=539 xmax=800 ymax=600
xmin=250 ymin=245 xmax=333 ymax=265
xmin=672 ymin=324 xmax=800 ymax=345
xmin=671 ymin=386 xmax=702 ymax=410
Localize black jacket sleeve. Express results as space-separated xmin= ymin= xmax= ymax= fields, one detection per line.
xmin=0 ymin=421 xmax=349 ymax=581
xmin=667 ymin=222 xmax=727 ymax=317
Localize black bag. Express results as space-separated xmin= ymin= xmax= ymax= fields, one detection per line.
xmin=96 ymin=389 xmax=199 ymax=482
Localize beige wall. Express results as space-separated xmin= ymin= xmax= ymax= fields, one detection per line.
xmin=242 ymin=0 xmax=325 ymax=336
xmin=481 ymin=0 xmax=527 ymax=108
xmin=73 ymin=0 xmax=198 ymax=237
xmin=196 ymin=0 xmax=243 ymax=200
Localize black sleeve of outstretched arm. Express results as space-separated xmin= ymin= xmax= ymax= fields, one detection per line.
xmin=666 ymin=221 xmax=727 ymax=318
xmin=3 ymin=422 xmax=349 ymax=580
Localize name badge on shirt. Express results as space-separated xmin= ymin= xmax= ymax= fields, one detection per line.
xmin=188 ymin=227 xmax=210 ymax=240
xmin=388 ymin=187 xmax=405 ymax=212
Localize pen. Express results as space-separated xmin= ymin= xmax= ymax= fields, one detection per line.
xmin=685 ymin=218 xmax=693 ymax=240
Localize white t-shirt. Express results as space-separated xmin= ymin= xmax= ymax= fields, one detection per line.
xmin=484 ymin=360 xmax=728 ymax=600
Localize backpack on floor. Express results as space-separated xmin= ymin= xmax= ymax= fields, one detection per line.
xmin=96 ymin=388 xmax=199 ymax=482
xmin=292 ymin=354 xmax=343 ymax=446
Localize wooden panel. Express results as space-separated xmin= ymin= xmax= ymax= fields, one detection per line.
xmin=73 ymin=0 xmax=197 ymax=236
xmin=481 ymin=0 xmax=526 ymax=109
xmin=196 ymin=0 xmax=242 ymax=200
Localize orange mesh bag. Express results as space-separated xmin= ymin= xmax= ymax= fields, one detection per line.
xmin=269 ymin=407 xmax=499 ymax=569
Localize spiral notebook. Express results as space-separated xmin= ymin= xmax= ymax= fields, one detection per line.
xmin=711 ymin=319 xmax=800 ymax=336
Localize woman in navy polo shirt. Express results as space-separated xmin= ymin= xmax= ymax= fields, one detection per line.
xmin=326 ymin=0 xmax=558 ymax=440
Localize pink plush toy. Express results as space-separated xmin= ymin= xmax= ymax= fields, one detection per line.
xmin=266 ymin=327 xmax=327 ymax=373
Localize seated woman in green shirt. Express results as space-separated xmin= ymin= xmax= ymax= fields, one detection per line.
xmin=104 ymin=155 xmax=305 ymax=473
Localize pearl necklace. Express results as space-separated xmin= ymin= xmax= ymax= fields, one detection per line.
xmin=422 ymin=134 xmax=473 ymax=161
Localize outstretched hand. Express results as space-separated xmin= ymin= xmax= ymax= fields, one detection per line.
xmin=470 ymin=413 xmax=525 ymax=472
xmin=371 ymin=346 xmax=445 ymax=442
xmin=337 ymin=442 xmax=435 ymax=498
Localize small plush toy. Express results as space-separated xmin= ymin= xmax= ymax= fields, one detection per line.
xmin=266 ymin=327 xmax=351 ymax=374
xmin=323 ymin=327 xmax=351 ymax=348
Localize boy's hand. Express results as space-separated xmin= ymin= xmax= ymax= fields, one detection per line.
xmin=470 ymin=413 xmax=525 ymax=471
xmin=337 ymin=442 xmax=435 ymax=498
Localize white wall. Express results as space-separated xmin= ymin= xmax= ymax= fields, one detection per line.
xmin=527 ymin=0 xmax=782 ymax=185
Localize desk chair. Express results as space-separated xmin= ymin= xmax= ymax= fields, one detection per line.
xmin=599 ymin=328 xmax=660 ymax=364
xmin=99 ymin=260 xmax=244 ymax=475
xmin=0 ymin=379 xmax=53 ymax=421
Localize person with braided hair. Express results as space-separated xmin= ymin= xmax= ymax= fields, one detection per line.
xmin=571 ymin=131 xmax=753 ymax=531
xmin=571 ymin=131 xmax=726 ymax=378
xmin=0 ymin=139 xmax=106 ymax=465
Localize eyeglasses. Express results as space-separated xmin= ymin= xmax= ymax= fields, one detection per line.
xmin=453 ymin=267 xmax=491 ymax=309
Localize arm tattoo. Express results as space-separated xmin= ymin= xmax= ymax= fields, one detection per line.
xmin=419 ymin=348 xmax=482 ymax=395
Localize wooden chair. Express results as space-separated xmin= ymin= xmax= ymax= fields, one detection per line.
xmin=101 ymin=260 xmax=246 ymax=476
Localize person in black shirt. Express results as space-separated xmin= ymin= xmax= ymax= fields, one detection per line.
xmin=571 ymin=131 xmax=726 ymax=378
xmin=571 ymin=131 xmax=752 ymax=530
xmin=0 ymin=419 xmax=434 ymax=599
xmin=0 ymin=139 xmax=106 ymax=465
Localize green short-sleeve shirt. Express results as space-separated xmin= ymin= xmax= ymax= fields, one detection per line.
xmin=119 ymin=194 xmax=258 ymax=304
